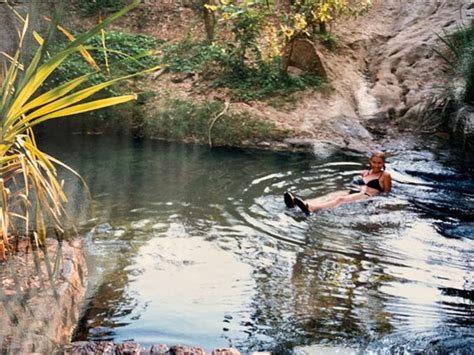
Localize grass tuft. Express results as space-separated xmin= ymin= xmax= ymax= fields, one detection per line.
xmin=146 ymin=98 xmax=289 ymax=146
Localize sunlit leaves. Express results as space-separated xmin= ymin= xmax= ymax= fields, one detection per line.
xmin=288 ymin=0 xmax=371 ymax=35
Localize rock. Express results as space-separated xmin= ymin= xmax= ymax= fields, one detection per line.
xmin=66 ymin=341 xmax=115 ymax=354
xmin=257 ymin=141 xmax=271 ymax=148
xmin=114 ymin=229 xmax=127 ymax=237
xmin=211 ymin=349 xmax=241 ymax=355
xmin=369 ymin=1 xmax=461 ymax=123
xmin=328 ymin=116 xmax=373 ymax=141
xmin=284 ymin=138 xmax=315 ymax=149
xmin=282 ymin=39 xmax=328 ymax=78
xmin=116 ymin=341 xmax=143 ymax=355
xmin=0 ymin=8 xmax=17 ymax=65
xmin=450 ymin=106 xmax=474 ymax=150
xmin=286 ymin=66 xmax=305 ymax=76
xmin=0 ymin=238 xmax=87 ymax=353
xmin=93 ymin=223 xmax=114 ymax=234
xmin=170 ymin=345 xmax=205 ymax=355
xmin=131 ymin=219 xmax=152 ymax=230
xmin=150 ymin=343 xmax=170 ymax=354
xmin=311 ymin=140 xmax=343 ymax=158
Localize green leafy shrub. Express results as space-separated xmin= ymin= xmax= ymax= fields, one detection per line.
xmin=214 ymin=57 xmax=324 ymax=101
xmin=48 ymin=31 xmax=159 ymax=90
xmin=160 ymin=36 xmax=229 ymax=75
xmin=42 ymin=31 xmax=158 ymax=131
xmin=315 ymin=32 xmax=339 ymax=51
xmin=435 ymin=25 xmax=474 ymax=104
xmin=159 ymin=39 xmax=324 ymax=101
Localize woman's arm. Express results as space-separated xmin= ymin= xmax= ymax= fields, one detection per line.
xmin=382 ymin=172 xmax=392 ymax=193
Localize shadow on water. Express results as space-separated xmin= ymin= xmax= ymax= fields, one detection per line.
xmin=32 ymin=132 xmax=474 ymax=353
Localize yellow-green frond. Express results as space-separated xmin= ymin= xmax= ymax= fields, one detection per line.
xmin=32 ymin=94 xmax=137 ymax=124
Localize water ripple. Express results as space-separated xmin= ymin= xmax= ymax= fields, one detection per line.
xmin=39 ymin=135 xmax=473 ymax=353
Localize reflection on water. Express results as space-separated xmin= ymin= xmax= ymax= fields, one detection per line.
xmin=39 ymin=133 xmax=473 ymax=353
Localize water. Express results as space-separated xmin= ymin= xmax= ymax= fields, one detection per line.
xmin=40 ymin=133 xmax=473 ymax=354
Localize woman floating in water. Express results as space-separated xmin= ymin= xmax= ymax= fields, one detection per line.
xmin=284 ymin=151 xmax=392 ymax=215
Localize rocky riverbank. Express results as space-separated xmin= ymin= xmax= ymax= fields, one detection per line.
xmin=66 ymin=342 xmax=245 ymax=355
xmin=118 ymin=0 xmax=473 ymax=152
xmin=0 ymin=238 xmax=87 ymax=353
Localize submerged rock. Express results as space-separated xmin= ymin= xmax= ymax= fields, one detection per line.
xmin=93 ymin=222 xmax=114 ymax=234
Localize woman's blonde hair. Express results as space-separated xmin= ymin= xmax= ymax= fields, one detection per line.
xmin=370 ymin=151 xmax=386 ymax=170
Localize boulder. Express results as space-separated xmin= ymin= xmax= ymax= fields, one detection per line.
xmin=282 ymin=38 xmax=328 ymax=78
xmin=0 ymin=5 xmax=17 ymax=62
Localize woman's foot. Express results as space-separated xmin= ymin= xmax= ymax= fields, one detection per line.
xmin=284 ymin=192 xmax=295 ymax=208
xmin=294 ymin=197 xmax=310 ymax=215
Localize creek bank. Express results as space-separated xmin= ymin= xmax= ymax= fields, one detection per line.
xmin=0 ymin=237 xmax=87 ymax=353
xmin=23 ymin=0 xmax=473 ymax=152
xmin=65 ymin=342 xmax=246 ymax=355
xmin=103 ymin=0 xmax=471 ymax=153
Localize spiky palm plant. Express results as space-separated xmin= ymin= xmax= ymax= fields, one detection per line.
xmin=435 ymin=25 xmax=474 ymax=104
xmin=0 ymin=0 xmax=153 ymax=259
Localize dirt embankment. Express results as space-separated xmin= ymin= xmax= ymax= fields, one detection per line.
xmin=282 ymin=0 xmax=469 ymax=151
xmin=3 ymin=1 xmax=467 ymax=151
xmin=112 ymin=1 xmax=468 ymax=152
xmin=252 ymin=0 xmax=468 ymax=151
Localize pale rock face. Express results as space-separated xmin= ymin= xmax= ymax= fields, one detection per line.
xmin=0 ymin=7 xmax=17 ymax=59
xmin=253 ymin=1 xmax=469 ymax=153
xmin=451 ymin=106 xmax=474 ymax=150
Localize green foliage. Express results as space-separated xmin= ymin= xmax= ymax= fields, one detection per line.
xmin=48 ymin=31 xmax=159 ymax=90
xmin=465 ymin=53 xmax=474 ymax=102
xmin=146 ymin=98 xmax=289 ymax=145
xmin=160 ymin=36 xmax=229 ymax=74
xmin=217 ymin=2 xmax=266 ymax=61
xmin=160 ymin=39 xmax=324 ymax=101
xmin=314 ymin=31 xmax=338 ymax=51
xmin=214 ymin=57 xmax=324 ymax=101
xmin=80 ymin=0 xmax=125 ymax=15
xmin=435 ymin=25 xmax=474 ymax=104
xmin=288 ymin=0 xmax=371 ymax=35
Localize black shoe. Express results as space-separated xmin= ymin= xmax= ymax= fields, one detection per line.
xmin=284 ymin=192 xmax=295 ymax=208
xmin=294 ymin=197 xmax=310 ymax=215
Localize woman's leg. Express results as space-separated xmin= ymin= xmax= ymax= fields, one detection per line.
xmin=306 ymin=192 xmax=367 ymax=212
xmin=305 ymin=190 xmax=350 ymax=205
xmin=285 ymin=190 xmax=349 ymax=209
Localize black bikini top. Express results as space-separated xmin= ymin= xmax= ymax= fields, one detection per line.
xmin=352 ymin=172 xmax=384 ymax=192
xmin=365 ymin=172 xmax=384 ymax=192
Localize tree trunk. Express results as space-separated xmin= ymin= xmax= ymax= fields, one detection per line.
xmin=201 ymin=0 xmax=216 ymax=42
xmin=283 ymin=38 xmax=295 ymax=73
xmin=319 ymin=21 xmax=327 ymax=34
xmin=275 ymin=0 xmax=291 ymax=14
